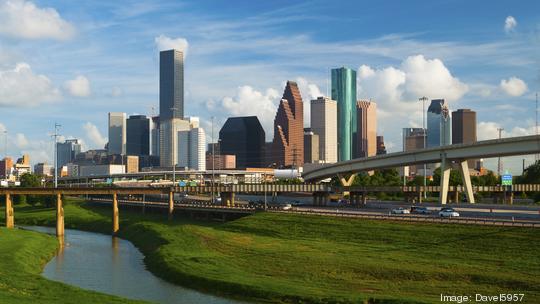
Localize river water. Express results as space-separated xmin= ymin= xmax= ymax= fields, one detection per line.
xmin=24 ymin=226 xmax=244 ymax=304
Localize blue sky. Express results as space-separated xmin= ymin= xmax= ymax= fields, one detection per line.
xmin=0 ymin=0 xmax=539 ymax=174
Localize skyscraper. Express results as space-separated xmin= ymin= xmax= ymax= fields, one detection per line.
xmin=126 ymin=115 xmax=150 ymax=156
xmin=108 ymin=112 xmax=126 ymax=155
xmin=159 ymin=118 xmax=190 ymax=167
xmin=177 ymin=117 xmax=206 ymax=171
xmin=452 ymin=109 xmax=478 ymax=169
xmin=427 ymin=99 xmax=452 ymax=148
xmin=57 ymin=139 xmax=82 ymax=169
xmin=303 ymin=128 xmax=319 ymax=164
xmin=150 ymin=116 xmax=160 ymax=157
xmin=376 ymin=136 xmax=387 ymax=155
xmin=356 ymin=100 xmax=377 ymax=158
xmin=403 ymin=128 xmax=426 ymax=175
xmin=331 ymin=67 xmax=357 ymax=161
xmin=220 ymin=116 xmax=265 ymax=169
xmin=272 ymin=81 xmax=304 ymax=168
xmin=159 ymin=49 xmax=184 ymax=120
xmin=310 ymin=96 xmax=337 ymax=163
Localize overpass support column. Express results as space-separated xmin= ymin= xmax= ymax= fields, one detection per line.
xmin=439 ymin=154 xmax=451 ymax=205
xmin=221 ymin=192 xmax=235 ymax=207
xmin=362 ymin=192 xmax=367 ymax=205
xmin=112 ymin=193 xmax=119 ymax=235
xmin=168 ymin=191 xmax=174 ymax=220
xmin=56 ymin=193 xmax=64 ymax=237
xmin=312 ymin=192 xmax=320 ymax=206
xmin=5 ymin=193 xmax=14 ymax=228
xmin=457 ymin=160 xmax=475 ymax=204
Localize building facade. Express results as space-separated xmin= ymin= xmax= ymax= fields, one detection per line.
xmin=126 ymin=115 xmax=150 ymax=156
xmin=403 ymin=128 xmax=426 ymax=176
xmin=206 ymin=154 xmax=236 ymax=170
xmin=150 ymin=116 xmax=160 ymax=157
xmin=427 ymin=99 xmax=451 ymax=148
xmin=303 ymin=128 xmax=319 ymax=164
xmin=376 ymin=136 xmax=387 ymax=155
xmin=356 ymin=100 xmax=377 ymax=158
xmin=272 ymin=81 xmax=304 ymax=168
xmin=452 ymin=108 xmax=478 ymax=169
xmin=0 ymin=157 xmax=13 ymax=179
xmin=57 ymin=139 xmax=82 ymax=169
xmin=159 ymin=49 xmax=184 ymax=120
xmin=310 ymin=96 xmax=337 ymax=163
xmin=108 ymin=112 xmax=126 ymax=155
xmin=177 ymin=118 xmax=206 ymax=171
xmin=219 ymin=116 xmax=265 ymax=169
xmin=331 ymin=67 xmax=357 ymax=161
xmin=159 ymin=118 xmax=190 ymax=167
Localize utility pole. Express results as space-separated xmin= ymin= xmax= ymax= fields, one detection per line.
xmin=419 ymin=96 xmax=428 ymax=199
xmin=497 ymin=128 xmax=504 ymax=176
xmin=536 ymin=92 xmax=538 ymax=162
xmin=169 ymin=107 xmax=177 ymax=186
xmin=52 ymin=123 xmax=61 ymax=188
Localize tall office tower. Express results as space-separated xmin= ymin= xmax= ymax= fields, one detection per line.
xmin=331 ymin=67 xmax=357 ymax=161
xmin=427 ymin=99 xmax=452 ymax=147
xmin=403 ymin=128 xmax=426 ymax=175
xmin=356 ymin=100 xmax=377 ymax=158
xmin=220 ymin=116 xmax=265 ymax=169
xmin=57 ymin=139 xmax=82 ymax=169
xmin=150 ymin=116 xmax=160 ymax=156
xmin=376 ymin=136 xmax=387 ymax=155
xmin=452 ymin=109 xmax=478 ymax=169
xmin=126 ymin=115 xmax=150 ymax=156
xmin=303 ymin=128 xmax=319 ymax=164
xmin=159 ymin=118 xmax=190 ymax=167
xmin=108 ymin=112 xmax=127 ymax=155
xmin=0 ymin=157 xmax=13 ymax=178
xmin=272 ymin=81 xmax=304 ymax=168
xmin=159 ymin=49 xmax=184 ymax=120
xmin=177 ymin=117 xmax=206 ymax=171
xmin=310 ymin=97 xmax=338 ymax=163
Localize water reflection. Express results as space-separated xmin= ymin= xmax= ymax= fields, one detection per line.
xmin=23 ymin=226 xmax=244 ymax=304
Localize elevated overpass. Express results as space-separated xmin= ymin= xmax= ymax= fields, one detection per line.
xmin=303 ymin=135 xmax=540 ymax=204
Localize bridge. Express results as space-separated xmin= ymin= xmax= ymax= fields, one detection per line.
xmin=303 ymin=135 xmax=540 ymax=204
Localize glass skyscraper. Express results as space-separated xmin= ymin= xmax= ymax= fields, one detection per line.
xmin=159 ymin=49 xmax=184 ymax=120
xmin=331 ymin=67 xmax=357 ymax=161
xmin=427 ymin=99 xmax=452 ymax=148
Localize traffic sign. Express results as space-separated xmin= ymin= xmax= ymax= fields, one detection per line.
xmin=501 ymin=174 xmax=512 ymax=186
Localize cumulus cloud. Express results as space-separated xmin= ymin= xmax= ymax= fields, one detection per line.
xmin=0 ymin=0 xmax=75 ymax=40
xmin=504 ymin=16 xmax=517 ymax=33
xmin=295 ymin=77 xmax=323 ymax=127
xmin=499 ymin=76 xmax=528 ymax=96
xmin=14 ymin=133 xmax=29 ymax=149
xmin=219 ymin=86 xmax=279 ymax=139
xmin=82 ymin=122 xmax=107 ymax=149
xmin=0 ymin=63 xmax=61 ymax=107
xmin=155 ymin=34 xmax=189 ymax=56
xmin=0 ymin=123 xmax=6 ymax=133
xmin=64 ymin=75 xmax=91 ymax=97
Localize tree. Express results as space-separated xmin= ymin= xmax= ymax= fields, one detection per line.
xmin=18 ymin=173 xmax=42 ymax=205
xmin=518 ymin=161 xmax=540 ymax=184
xmin=432 ymin=168 xmax=462 ymax=186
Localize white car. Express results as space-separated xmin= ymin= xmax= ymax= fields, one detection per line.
xmin=281 ymin=203 xmax=292 ymax=210
xmin=439 ymin=208 xmax=460 ymax=217
xmin=391 ymin=207 xmax=410 ymax=214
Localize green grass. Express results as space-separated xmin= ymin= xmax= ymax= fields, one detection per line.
xmin=0 ymin=226 xmax=146 ymax=303
xmin=3 ymin=199 xmax=540 ymax=303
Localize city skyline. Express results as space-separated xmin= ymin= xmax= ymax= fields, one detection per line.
xmin=0 ymin=0 xmax=538 ymax=175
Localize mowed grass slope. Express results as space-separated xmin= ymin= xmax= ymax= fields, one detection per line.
xmin=0 ymin=227 xmax=147 ymax=304
xmin=4 ymin=200 xmax=540 ymax=303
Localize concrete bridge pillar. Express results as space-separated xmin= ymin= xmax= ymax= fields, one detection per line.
xmin=362 ymin=192 xmax=367 ymax=205
xmin=112 ymin=193 xmax=119 ymax=234
xmin=221 ymin=192 xmax=235 ymax=207
xmin=168 ymin=191 xmax=174 ymax=220
xmin=457 ymin=160 xmax=475 ymax=204
xmin=5 ymin=193 xmax=14 ymax=228
xmin=56 ymin=193 xmax=64 ymax=237
xmin=312 ymin=193 xmax=320 ymax=206
xmin=439 ymin=154 xmax=451 ymax=205
xmin=417 ymin=190 xmax=423 ymax=204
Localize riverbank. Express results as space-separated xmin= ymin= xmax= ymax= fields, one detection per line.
xmin=5 ymin=199 xmax=540 ymax=303
xmin=0 ymin=227 xmax=146 ymax=303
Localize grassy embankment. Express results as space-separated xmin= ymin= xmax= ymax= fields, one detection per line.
xmin=2 ymin=199 xmax=540 ymax=303
xmin=0 ymin=225 xmax=146 ymax=304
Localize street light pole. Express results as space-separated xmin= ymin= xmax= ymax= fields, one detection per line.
xmin=170 ymin=107 xmax=178 ymax=186
xmin=419 ymin=96 xmax=428 ymax=199
xmin=53 ymin=123 xmax=61 ymax=188
xmin=211 ymin=116 xmax=215 ymax=205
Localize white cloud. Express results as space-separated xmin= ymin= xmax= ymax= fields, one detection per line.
xmin=0 ymin=0 xmax=75 ymax=40
xmin=504 ymin=16 xmax=517 ymax=33
xmin=499 ymin=76 xmax=528 ymax=96
xmin=14 ymin=133 xmax=29 ymax=149
xmin=358 ymin=64 xmax=406 ymax=103
xmin=0 ymin=123 xmax=6 ymax=133
xmin=82 ymin=122 xmax=107 ymax=149
xmin=218 ymin=86 xmax=279 ymax=140
xmin=295 ymin=77 xmax=322 ymax=127
xmin=64 ymin=75 xmax=91 ymax=97
xmin=155 ymin=34 xmax=189 ymax=56
xmin=0 ymin=63 xmax=61 ymax=107
xmin=401 ymin=55 xmax=469 ymax=101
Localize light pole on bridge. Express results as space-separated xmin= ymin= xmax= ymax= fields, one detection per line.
xmin=419 ymin=96 xmax=428 ymax=199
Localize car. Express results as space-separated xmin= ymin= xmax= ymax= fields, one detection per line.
xmin=439 ymin=208 xmax=460 ymax=217
xmin=410 ymin=206 xmax=431 ymax=214
xmin=281 ymin=203 xmax=293 ymax=210
xmin=391 ymin=207 xmax=410 ymax=214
